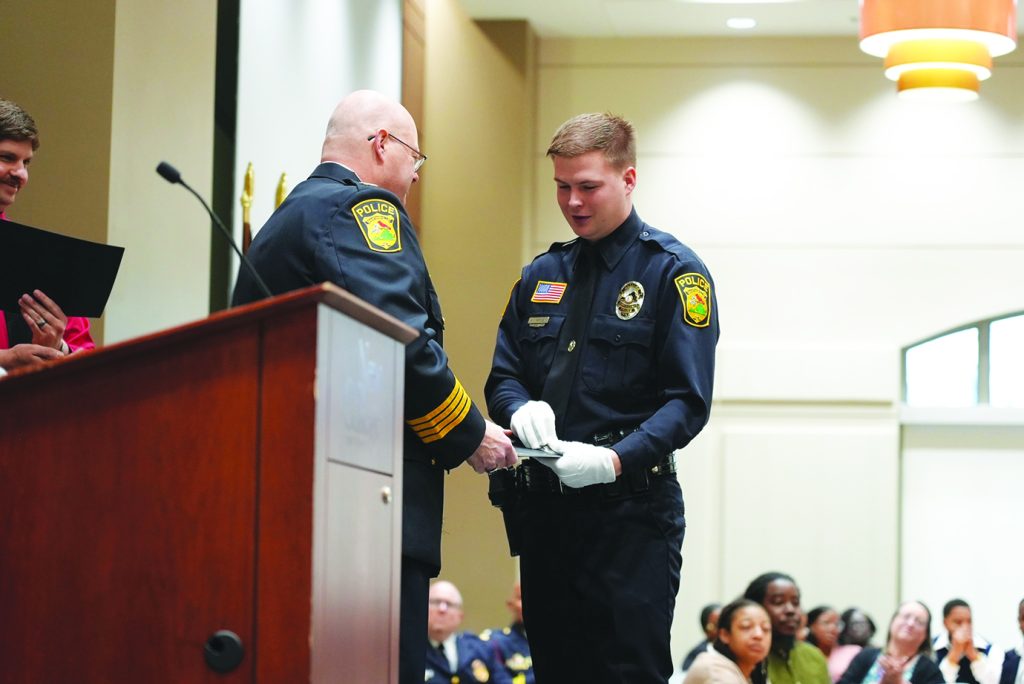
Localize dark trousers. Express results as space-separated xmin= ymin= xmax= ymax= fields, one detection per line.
xmin=518 ymin=475 xmax=685 ymax=684
xmin=399 ymin=556 xmax=433 ymax=684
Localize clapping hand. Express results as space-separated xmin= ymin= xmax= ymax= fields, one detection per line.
xmin=878 ymin=654 xmax=909 ymax=684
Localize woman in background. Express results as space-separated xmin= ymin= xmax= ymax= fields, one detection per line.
xmin=836 ymin=601 xmax=943 ymax=684
xmin=840 ymin=609 xmax=878 ymax=649
xmin=685 ymin=599 xmax=772 ymax=684
xmin=808 ymin=606 xmax=865 ymax=682
xmin=744 ymin=572 xmax=830 ymax=684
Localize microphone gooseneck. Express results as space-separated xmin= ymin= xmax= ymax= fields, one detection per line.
xmin=155 ymin=161 xmax=273 ymax=300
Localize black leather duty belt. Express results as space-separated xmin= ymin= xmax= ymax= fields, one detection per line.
xmin=516 ymin=452 xmax=676 ymax=499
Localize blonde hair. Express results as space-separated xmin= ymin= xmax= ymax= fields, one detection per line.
xmin=546 ymin=112 xmax=635 ymax=169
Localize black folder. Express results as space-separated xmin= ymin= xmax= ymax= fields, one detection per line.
xmin=0 ymin=220 xmax=124 ymax=318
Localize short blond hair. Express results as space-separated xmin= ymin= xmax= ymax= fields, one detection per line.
xmin=546 ymin=112 xmax=635 ymax=169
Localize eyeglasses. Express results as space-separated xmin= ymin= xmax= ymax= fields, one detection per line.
xmin=428 ymin=598 xmax=462 ymax=610
xmin=368 ymin=132 xmax=427 ymax=172
xmin=894 ymin=613 xmax=928 ymax=628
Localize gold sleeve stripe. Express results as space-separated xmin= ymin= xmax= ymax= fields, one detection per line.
xmin=407 ymin=379 xmax=472 ymax=443
xmin=420 ymin=391 xmax=472 ymax=444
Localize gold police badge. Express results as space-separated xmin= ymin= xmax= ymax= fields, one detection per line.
xmin=674 ymin=272 xmax=711 ymax=328
xmin=351 ymin=199 xmax=402 ymax=253
xmin=615 ymin=281 xmax=645 ymax=320
xmin=470 ymin=658 xmax=490 ymax=682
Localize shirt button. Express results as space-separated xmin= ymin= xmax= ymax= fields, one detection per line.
xmin=614 ymin=334 xmax=622 ymax=342
xmin=641 ymin=231 xmax=649 ymax=237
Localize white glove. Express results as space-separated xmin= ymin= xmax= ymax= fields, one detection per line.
xmin=510 ymin=400 xmax=557 ymax=449
xmin=549 ymin=439 xmax=617 ymax=489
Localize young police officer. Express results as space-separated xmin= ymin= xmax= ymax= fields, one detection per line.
xmin=485 ymin=112 xmax=719 ymax=682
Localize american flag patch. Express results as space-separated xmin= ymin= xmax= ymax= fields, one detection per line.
xmin=531 ymin=281 xmax=567 ymax=304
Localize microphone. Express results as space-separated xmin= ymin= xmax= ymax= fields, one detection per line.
xmin=155 ymin=161 xmax=273 ymax=300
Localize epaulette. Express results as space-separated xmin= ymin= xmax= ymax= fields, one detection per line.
xmin=638 ymin=226 xmax=702 ymax=264
xmin=502 ymin=627 xmax=512 ymax=635
xmin=547 ymin=237 xmax=579 ymax=252
xmin=526 ymin=237 xmax=577 ymax=265
xmin=479 ymin=629 xmax=492 ymax=641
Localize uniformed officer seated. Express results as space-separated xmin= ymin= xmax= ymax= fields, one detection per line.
xmin=425 ymin=580 xmax=508 ymax=684
xmin=480 ymin=582 xmax=533 ymax=684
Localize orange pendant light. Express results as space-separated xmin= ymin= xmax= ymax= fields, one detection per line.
xmin=860 ymin=0 xmax=1017 ymax=100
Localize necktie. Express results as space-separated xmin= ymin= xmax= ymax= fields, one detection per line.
xmin=541 ymin=242 xmax=598 ymax=433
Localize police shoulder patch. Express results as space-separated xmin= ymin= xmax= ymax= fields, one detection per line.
xmin=674 ymin=272 xmax=712 ymax=328
xmin=351 ymin=198 xmax=402 ymax=253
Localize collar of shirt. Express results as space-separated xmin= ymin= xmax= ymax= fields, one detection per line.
xmin=429 ymin=635 xmax=458 ymax=671
xmin=574 ymin=207 xmax=643 ymax=273
xmin=322 ymin=160 xmax=359 ymax=178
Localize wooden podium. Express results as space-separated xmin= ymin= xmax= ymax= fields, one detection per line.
xmin=0 ymin=284 xmax=416 ymax=683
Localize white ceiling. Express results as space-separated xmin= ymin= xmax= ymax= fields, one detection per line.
xmin=456 ymin=0 xmax=1023 ymax=39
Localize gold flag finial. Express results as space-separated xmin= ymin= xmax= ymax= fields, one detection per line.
xmin=241 ymin=162 xmax=255 ymax=254
xmin=240 ymin=162 xmax=254 ymax=224
xmin=275 ymin=172 xmax=288 ymax=208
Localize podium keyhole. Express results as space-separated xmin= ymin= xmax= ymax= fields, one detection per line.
xmin=204 ymin=629 xmax=244 ymax=673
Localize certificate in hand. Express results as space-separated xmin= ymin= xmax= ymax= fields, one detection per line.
xmin=0 ymin=219 xmax=125 ymax=317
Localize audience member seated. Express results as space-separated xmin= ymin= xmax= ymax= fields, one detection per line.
xmin=684 ymin=599 xmax=771 ymax=684
xmin=999 ymin=598 xmax=1023 ymax=684
xmin=840 ymin=609 xmax=878 ymax=649
xmin=683 ymin=603 xmax=724 ymax=672
xmin=425 ymin=580 xmax=509 ymax=684
xmin=481 ymin=581 xmax=533 ymax=684
xmin=934 ymin=599 xmax=1002 ymax=684
xmin=0 ymin=98 xmax=94 ymax=375
xmin=808 ymin=605 xmax=863 ymax=682
xmin=744 ymin=571 xmax=830 ymax=684
xmin=837 ymin=600 xmax=943 ymax=684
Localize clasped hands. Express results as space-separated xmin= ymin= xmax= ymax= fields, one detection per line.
xmin=509 ymin=400 xmax=620 ymax=488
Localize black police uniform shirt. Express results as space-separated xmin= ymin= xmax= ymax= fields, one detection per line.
xmin=232 ymin=162 xmax=485 ymax=570
xmin=425 ymin=632 xmax=510 ymax=684
xmin=485 ymin=208 xmax=718 ymax=472
xmin=480 ymin=623 xmax=534 ymax=684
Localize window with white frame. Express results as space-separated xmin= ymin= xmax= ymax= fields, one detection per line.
xmin=903 ymin=312 xmax=1024 ymax=408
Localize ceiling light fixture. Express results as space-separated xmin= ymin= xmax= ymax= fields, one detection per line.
xmin=726 ymin=17 xmax=757 ymax=30
xmin=860 ymin=0 xmax=1016 ymax=101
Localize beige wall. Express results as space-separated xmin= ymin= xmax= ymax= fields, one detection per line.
xmin=106 ymin=0 xmax=217 ymax=343
xmin=421 ymin=0 xmax=536 ymax=632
